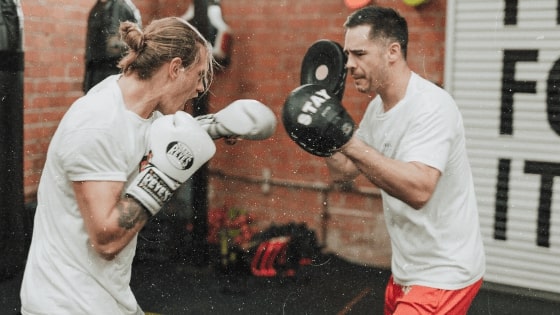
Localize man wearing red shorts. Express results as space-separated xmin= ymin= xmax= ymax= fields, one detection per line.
xmin=325 ymin=5 xmax=485 ymax=314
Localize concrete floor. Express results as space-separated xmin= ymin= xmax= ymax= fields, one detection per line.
xmin=2 ymin=253 xmax=560 ymax=315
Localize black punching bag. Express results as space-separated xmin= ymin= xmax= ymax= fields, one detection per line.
xmin=83 ymin=0 xmax=141 ymax=93
xmin=0 ymin=0 xmax=25 ymax=280
xmin=184 ymin=0 xmax=233 ymax=68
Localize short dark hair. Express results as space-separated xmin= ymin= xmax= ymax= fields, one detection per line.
xmin=344 ymin=6 xmax=408 ymax=59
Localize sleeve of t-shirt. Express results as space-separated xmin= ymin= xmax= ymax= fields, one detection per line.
xmin=398 ymin=102 xmax=457 ymax=173
xmin=58 ymin=128 xmax=128 ymax=182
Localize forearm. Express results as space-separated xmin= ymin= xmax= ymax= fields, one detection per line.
xmin=325 ymin=152 xmax=360 ymax=183
xmin=74 ymin=181 xmax=150 ymax=260
xmin=92 ymin=197 xmax=151 ymax=260
xmin=96 ymin=196 xmax=150 ymax=259
xmin=339 ymin=137 xmax=439 ymax=209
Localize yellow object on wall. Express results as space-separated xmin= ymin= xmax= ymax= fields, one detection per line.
xmin=403 ymin=0 xmax=430 ymax=6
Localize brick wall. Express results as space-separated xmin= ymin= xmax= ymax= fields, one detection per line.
xmin=21 ymin=0 xmax=446 ymax=267
xmin=207 ymin=0 xmax=446 ymax=267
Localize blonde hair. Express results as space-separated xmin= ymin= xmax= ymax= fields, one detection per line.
xmin=118 ymin=17 xmax=215 ymax=94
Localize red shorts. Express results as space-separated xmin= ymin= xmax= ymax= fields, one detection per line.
xmin=384 ymin=275 xmax=483 ymax=315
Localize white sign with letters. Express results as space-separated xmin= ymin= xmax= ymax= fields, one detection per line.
xmin=445 ymin=0 xmax=560 ymax=295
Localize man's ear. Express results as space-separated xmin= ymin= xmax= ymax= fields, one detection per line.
xmin=169 ymin=57 xmax=184 ymax=78
xmin=387 ymin=42 xmax=402 ymax=62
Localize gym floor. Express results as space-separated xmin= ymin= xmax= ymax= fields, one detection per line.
xmin=2 ymin=252 xmax=560 ymax=315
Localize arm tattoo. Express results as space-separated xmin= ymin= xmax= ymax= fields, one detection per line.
xmin=117 ymin=197 xmax=150 ymax=230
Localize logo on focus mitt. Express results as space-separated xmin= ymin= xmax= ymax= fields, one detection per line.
xmin=282 ymin=84 xmax=354 ymax=157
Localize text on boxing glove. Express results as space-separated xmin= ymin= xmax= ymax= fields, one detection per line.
xmin=166 ymin=141 xmax=195 ymax=170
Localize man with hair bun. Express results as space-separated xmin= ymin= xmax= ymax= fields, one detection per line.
xmin=19 ymin=17 xmax=216 ymax=315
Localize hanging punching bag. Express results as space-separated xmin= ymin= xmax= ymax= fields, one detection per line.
xmin=206 ymin=0 xmax=233 ymax=67
xmin=184 ymin=0 xmax=233 ymax=68
xmin=83 ymin=0 xmax=141 ymax=93
xmin=0 ymin=0 xmax=25 ymax=281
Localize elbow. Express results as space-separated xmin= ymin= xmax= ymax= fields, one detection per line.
xmin=98 ymin=248 xmax=119 ymax=261
xmin=405 ymin=175 xmax=438 ymax=210
xmin=408 ymin=191 xmax=433 ymax=210
xmin=408 ymin=200 xmax=428 ymax=210
xmin=91 ymin=242 xmax=120 ymax=261
xmin=90 ymin=242 xmax=120 ymax=261
xmin=89 ymin=233 xmax=122 ymax=261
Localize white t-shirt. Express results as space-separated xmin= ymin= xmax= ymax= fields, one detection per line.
xmin=20 ymin=75 xmax=158 ymax=315
xmin=356 ymin=73 xmax=485 ymax=290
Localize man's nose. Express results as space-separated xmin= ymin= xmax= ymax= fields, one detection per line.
xmin=345 ymin=55 xmax=355 ymax=70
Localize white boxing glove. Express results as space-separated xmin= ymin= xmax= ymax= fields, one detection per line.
xmin=196 ymin=99 xmax=277 ymax=141
xmin=126 ymin=112 xmax=216 ymax=215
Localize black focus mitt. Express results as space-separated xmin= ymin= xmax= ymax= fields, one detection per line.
xmin=282 ymin=84 xmax=354 ymax=157
xmin=300 ymin=39 xmax=347 ymax=101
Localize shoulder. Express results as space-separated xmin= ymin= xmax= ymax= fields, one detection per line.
xmin=411 ymin=74 xmax=453 ymax=102
xmin=64 ymin=76 xmax=124 ymax=130
xmin=409 ymin=74 xmax=459 ymax=118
